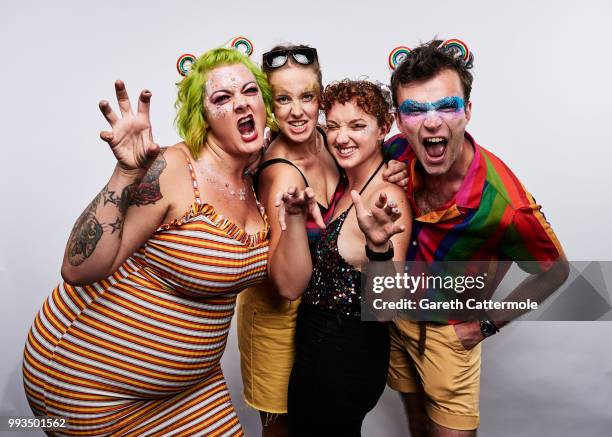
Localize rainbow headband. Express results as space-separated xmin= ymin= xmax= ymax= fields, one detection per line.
xmin=176 ymin=35 xmax=254 ymax=77
xmin=388 ymin=39 xmax=471 ymax=71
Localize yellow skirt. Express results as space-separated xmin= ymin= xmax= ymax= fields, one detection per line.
xmin=236 ymin=280 xmax=301 ymax=414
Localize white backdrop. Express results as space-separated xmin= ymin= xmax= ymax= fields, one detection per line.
xmin=1 ymin=0 xmax=611 ymax=435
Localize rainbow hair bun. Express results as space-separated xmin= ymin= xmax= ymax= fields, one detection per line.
xmin=439 ymin=39 xmax=470 ymax=63
xmin=176 ymin=53 xmax=196 ymax=77
xmin=228 ymin=36 xmax=254 ymax=57
xmin=388 ymin=46 xmax=412 ymax=71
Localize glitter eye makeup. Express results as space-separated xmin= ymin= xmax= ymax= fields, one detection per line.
xmin=399 ymin=96 xmax=465 ymax=117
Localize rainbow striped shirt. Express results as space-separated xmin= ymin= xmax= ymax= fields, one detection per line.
xmin=383 ymin=133 xmax=563 ymax=315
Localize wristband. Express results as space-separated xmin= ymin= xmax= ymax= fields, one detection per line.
xmin=479 ymin=320 xmax=499 ymax=338
xmin=365 ymin=241 xmax=394 ymax=261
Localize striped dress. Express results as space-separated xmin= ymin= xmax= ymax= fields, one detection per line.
xmin=22 ymin=158 xmax=269 ymax=436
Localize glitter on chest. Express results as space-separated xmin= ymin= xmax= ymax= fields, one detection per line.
xmin=303 ymin=210 xmax=363 ymax=318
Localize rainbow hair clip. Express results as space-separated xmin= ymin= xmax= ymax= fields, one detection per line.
xmin=227 ymin=36 xmax=254 ymax=57
xmin=388 ymin=46 xmax=412 ymax=71
xmin=176 ymin=53 xmax=197 ymax=77
xmin=438 ymin=39 xmax=470 ymax=63
xmin=176 ymin=35 xmax=255 ymax=77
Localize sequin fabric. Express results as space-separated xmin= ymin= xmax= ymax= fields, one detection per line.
xmin=302 ymin=208 xmax=363 ymax=318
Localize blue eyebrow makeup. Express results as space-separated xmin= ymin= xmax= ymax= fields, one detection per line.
xmin=399 ymin=96 xmax=465 ymax=116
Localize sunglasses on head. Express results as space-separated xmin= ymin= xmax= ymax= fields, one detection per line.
xmin=262 ymin=47 xmax=318 ymax=69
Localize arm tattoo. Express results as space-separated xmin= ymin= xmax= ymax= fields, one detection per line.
xmin=101 ymin=150 xmax=167 ymax=210
xmin=66 ymin=150 xmax=167 ymax=266
xmin=67 ymin=189 xmax=105 ymax=266
xmin=131 ymin=151 xmax=167 ymax=206
xmin=108 ymin=216 xmax=124 ymax=235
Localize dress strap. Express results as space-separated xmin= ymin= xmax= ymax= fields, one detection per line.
xmin=179 ymin=148 xmax=203 ymax=205
xmin=256 ymin=158 xmax=310 ymax=186
xmin=345 ymin=159 xmax=386 ymax=216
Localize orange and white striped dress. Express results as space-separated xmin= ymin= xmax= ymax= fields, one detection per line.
xmin=22 ymin=159 xmax=269 ymax=436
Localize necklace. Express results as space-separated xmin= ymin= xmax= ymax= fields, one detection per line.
xmin=204 ymin=174 xmax=247 ymax=201
xmin=199 ymin=142 xmax=249 ymax=201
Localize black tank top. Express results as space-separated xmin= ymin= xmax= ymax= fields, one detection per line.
xmin=302 ymin=160 xmax=386 ymax=318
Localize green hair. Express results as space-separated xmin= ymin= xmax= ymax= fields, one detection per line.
xmin=175 ymin=47 xmax=275 ymax=158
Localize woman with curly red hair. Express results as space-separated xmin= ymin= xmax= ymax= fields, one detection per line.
xmin=274 ymin=80 xmax=412 ymax=436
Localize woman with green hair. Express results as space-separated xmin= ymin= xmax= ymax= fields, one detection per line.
xmin=23 ymin=47 xmax=272 ymax=435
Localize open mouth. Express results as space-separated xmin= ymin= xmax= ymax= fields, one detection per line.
xmin=423 ymin=137 xmax=447 ymax=162
xmin=237 ymin=115 xmax=258 ymax=142
xmin=288 ymin=120 xmax=308 ymax=135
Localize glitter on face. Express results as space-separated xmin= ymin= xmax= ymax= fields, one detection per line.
xmin=268 ymin=65 xmax=320 ymax=143
xmin=210 ymin=107 xmax=227 ymax=119
xmin=398 ymin=96 xmax=465 ymax=123
xmin=205 ymin=72 xmax=241 ymax=96
xmin=204 ymin=69 xmax=256 ymax=119
xmin=199 ymin=64 xmax=266 ymax=153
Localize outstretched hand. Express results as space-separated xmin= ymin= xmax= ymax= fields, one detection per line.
xmin=275 ymin=186 xmax=326 ymax=231
xmin=351 ymin=190 xmax=405 ymax=250
xmin=99 ymin=80 xmax=160 ymax=174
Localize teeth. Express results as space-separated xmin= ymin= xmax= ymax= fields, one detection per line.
xmin=337 ymin=147 xmax=356 ymax=156
xmin=425 ymin=137 xmax=445 ymax=143
xmin=289 ymin=121 xmax=307 ymax=127
xmin=238 ymin=115 xmax=253 ymax=125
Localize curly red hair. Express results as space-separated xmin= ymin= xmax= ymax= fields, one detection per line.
xmin=322 ymin=80 xmax=393 ymax=127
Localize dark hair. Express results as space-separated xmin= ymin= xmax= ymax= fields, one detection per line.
xmin=390 ymin=39 xmax=474 ymax=107
xmin=262 ymin=44 xmax=323 ymax=93
xmin=322 ymin=79 xmax=393 ymax=128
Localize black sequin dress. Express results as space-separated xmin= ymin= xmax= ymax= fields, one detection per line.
xmin=301 ymin=209 xmax=363 ymax=317
xmin=288 ymin=161 xmax=390 ymax=437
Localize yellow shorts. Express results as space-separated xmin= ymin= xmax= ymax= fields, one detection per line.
xmin=236 ymin=282 xmax=300 ymax=414
xmin=387 ymin=320 xmax=481 ymax=430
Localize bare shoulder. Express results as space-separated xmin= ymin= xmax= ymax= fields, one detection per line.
xmin=155 ymin=143 xmax=196 ymax=183
xmin=258 ymin=139 xmax=305 ymax=192
xmin=364 ymin=178 xmax=408 ymax=209
xmin=263 ymin=136 xmax=291 ymax=161
xmin=258 ymin=159 xmax=307 ymax=202
xmin=162 ymin=143 xmax=193 ymax=171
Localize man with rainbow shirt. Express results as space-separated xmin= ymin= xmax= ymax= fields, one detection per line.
xmin=383 ymin=39 xmax=568 ymax=437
